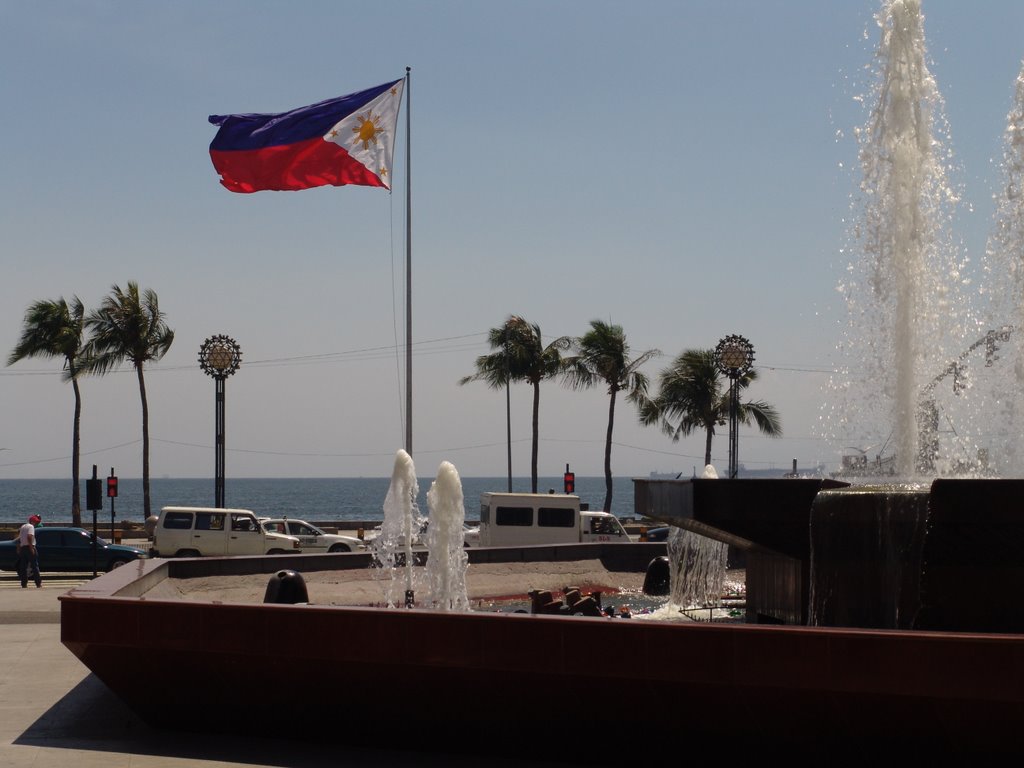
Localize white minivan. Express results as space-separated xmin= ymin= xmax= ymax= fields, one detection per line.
xmin=478 ymin=493 xmax=630 ymax=547
xmin=151 ymin=507 xmax=301 ymax=558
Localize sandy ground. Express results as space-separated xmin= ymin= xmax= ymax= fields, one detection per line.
xmin=142 ymin=559 xmax=654 ymax=606
xmin=142 ymin=561 xmax=748 ymax=612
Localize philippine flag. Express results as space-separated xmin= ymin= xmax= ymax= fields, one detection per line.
xmin=208 ymin=79 xmax=404 ymax=193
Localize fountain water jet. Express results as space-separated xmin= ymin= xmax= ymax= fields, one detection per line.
xmin=423 ymin=461 xmax=470 ymax=612
xmin=980 ymin=63 xmax=1024 ymax=475
xmin=373 ymin=449 xmax=423 ymax=607
xmin=831 ymin=0 xmax=972 ymax=476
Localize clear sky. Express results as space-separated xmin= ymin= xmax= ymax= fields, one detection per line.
xmin=2 ymin=1 xmax=1023 ymax=481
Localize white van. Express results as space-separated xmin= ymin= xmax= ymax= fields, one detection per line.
xmin=478 ymin=493 xmax=630 ymax=547
xmin=151 ymin=507 xmax=301 ymax=558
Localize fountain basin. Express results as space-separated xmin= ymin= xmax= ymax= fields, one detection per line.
xmin=61 ymin=543 xmax=1024 ymax=757
xmin=635 ymin=477 xmax=1024 ymax=632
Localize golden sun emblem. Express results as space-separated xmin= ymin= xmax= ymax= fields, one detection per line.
xmin=351 ymin=110 xmax=385 ymax=150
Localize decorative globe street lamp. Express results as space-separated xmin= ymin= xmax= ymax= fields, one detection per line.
xmin=714 ymin=334 xmax=755 ymax=479
xmin=199 ymin=335 xmax=241 ymax=507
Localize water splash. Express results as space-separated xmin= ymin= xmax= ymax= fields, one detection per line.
xmin=980 ymin=62 xmax=1024 ymax=475
xmin=666 ymin=527 xmax=727 ymax=611
xmin=423 ymin=461 xmax=470 ymax=612
xmin=829 ymin=0 xmax=973 ymax=476
xmin=373 ymin=449 xmax=423 ymax=607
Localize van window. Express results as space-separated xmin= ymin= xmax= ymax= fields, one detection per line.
xmin=495 ymin=506 xmax=532 ymax=526
xmin=230 ymin=514 xmax=257 ymax=532
xmin=538 ymin=507 xmax=575 ymax=528
xmin=163 ymin=512 xmax=193 ymax=529
xmin=196 ymin=512 xmax=225 ymax=531
xmin=591 ymin=516 xmax=621 ymax=535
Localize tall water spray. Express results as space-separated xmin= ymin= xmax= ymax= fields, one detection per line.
xmin=981 ymin=63 xmax=1024 ymax=475
xmin=423 ymin=461 xmax=470 ymax=612
xmin=374 ymin=449 xmax=423 ymax=607
xmin=833 ymin=0 xmax=971 ymax=476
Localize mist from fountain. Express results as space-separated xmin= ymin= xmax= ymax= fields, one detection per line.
xmin=373 ymin=449 xmax=423 ymax=608
xmin=829 ymin=0 xmax=974 ymax=477
xmin=980 ymin=63 xmax=1024 ymax=476
xmin=423 ymin=461 xmax=470 ymax=612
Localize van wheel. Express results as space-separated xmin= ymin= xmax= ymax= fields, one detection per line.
xmin=175 ymin=549 xmax=201 ymax=558
xmin=267 ymin=549 xmax=284 ymax=555
xmin=328 ymin=544 xmax=351 ymax=553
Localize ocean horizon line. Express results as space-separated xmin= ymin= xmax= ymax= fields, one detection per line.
xmin=0 ymin=474 xmax=632 ymax=482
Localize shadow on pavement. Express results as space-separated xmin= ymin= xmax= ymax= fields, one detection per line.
xmin=14 ymin=672 xmax=557 ymax=767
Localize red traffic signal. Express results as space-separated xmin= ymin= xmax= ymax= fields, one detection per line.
xmin=563 ymin=466 xmax=575 ymax=494
xmin=107 ymin=475 xmax=118 ymax=498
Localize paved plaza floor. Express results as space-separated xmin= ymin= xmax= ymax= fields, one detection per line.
xmin=0 ymin=572 xmax=561 ymax=768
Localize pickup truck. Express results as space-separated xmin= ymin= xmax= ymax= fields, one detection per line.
xmin=477 ymin=493 xmax=630 ymax=547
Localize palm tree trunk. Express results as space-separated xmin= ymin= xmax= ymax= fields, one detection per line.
xmin=71 ymin=371 xmax=82 ymax=527
xmin=137 ymin=364 xmax=151 ymax=519
xmin=531 ymin=380 xmax=540 ymax=494
xmin=603 ymin=389 xmax=616 ymax=512
xmin=704 ymin=427 xmax=714 ymax=468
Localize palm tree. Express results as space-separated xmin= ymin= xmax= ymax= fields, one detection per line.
xmin=7 ymin=297 xmax=87 ymax=525
xmin=460 ymin=316 xmax=570 ymax=493
xmin=82 ymin=282 xmax=174 ymax=519
xmin=639 ymin=348 xmax=782 ymax=468
xmin=563 ymin=320 xmax=659 ymax=512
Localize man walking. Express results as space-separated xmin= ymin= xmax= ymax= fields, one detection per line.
xmin=16 ymin=514 xmax=41 ymax=588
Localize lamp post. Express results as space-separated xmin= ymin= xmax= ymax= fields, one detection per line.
xmin=199 ymin=335 xmax=241 ymax=508
xmin=714 ymin=334 xmax=755 ymax=479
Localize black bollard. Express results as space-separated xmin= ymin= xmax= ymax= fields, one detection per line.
xmin=642 ymin=556 xmax=671 ymax=596
xmin=263 ymin=569 xmax=309 ymax=604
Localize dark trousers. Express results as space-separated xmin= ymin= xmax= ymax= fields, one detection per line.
xmin=16 ymin=547 xmax=40 ymax=588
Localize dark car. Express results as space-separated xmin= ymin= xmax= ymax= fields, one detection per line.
xmin=644 ymin=526 xmax=670 ymax=542
xmin=1 ymin=527 xmax=147 ymax=573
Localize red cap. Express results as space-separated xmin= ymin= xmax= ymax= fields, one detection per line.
xmin=28 ymin=515 xmax=41 ymax=525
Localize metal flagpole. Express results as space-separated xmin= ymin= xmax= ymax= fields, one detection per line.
xmin=404 ymin=66 xmax=413 ymax=456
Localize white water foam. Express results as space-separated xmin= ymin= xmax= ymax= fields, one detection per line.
xmin=423 ymin=461 xmax=470 ymax=612
xmin=828 ymin=0 xmax=976 ymax=477
xmin=373 ymin=449 xmax=423 ymax=608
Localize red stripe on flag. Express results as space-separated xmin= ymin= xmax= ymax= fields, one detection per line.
xmin=210 ymin=137 xmax=385 ymax=193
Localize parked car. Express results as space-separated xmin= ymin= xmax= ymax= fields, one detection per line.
xmin=365 ymin=521 xmax=480 ymax=548
xmin=261 ymin=518 xmax=365 ymax=553
xmin=151 ymin=507 xmax=301 ymax=558
xmin=0 ymin=527 xmax=147 ymax=572
xmin=645 ymin=526 xmax=670 ymax=542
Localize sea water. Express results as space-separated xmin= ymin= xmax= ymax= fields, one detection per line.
xmin=0 ymin=475 xmax=641 ymax=524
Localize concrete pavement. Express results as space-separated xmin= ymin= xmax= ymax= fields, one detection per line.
xmin=0 ymin=572 xmax=558 ymax=768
